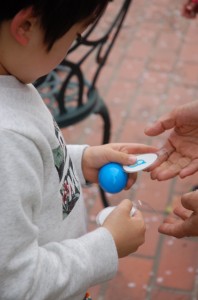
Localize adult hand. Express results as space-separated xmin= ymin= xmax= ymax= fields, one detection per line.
xmin=158 ymin=190 xmax=198 ymax=238
xmin=82 ymin=143 xmax=157 ymax=190
xmin=144 ymin=101 xmax=198 ymax=181
xmin=182 ymin=0 xmax=198 ymax=19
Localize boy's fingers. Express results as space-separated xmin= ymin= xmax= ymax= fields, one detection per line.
xmin=132 ymin=209 xmax=143 ymax=218
xmin=125 ymin=173 xmax=137 ymax=190
xmin=118 ymin=199 xmax=133 ymax=212
xmin=118 ymin=199 xmax=144 ymax=219
xmin=105 ymin=149 xmax=136 ymax=165
xmin=105 ymin=145 xmax=158 ymax=166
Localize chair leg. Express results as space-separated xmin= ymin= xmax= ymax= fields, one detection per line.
xmin=94 ymin=96 xmax=111 ymax=207
xmin=94 ymin=96 xmax=111 ymax=144
xmin=100 ymin=104 xmax=111 ymax=145
xmin=99 ymin=186 xmax=109 ymax=208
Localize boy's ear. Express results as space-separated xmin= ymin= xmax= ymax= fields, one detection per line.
xmin=10 ymin=7 xmax=36 ymax=46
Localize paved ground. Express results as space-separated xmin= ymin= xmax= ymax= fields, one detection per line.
xmin=61 ymin=0 xmax=198 ymax=299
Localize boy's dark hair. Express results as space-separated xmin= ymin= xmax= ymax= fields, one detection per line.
xmin=1 ymin=0 xmax=109 ymax=50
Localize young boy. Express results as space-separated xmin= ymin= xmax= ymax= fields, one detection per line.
xmin=0 ymin=1 xmax=155 ymax=299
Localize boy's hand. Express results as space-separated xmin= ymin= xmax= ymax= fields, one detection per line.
xmin=82 ymin=143 xmax=157 ymax=190
xmin=103 ymin=199 xmax=146 ymax=257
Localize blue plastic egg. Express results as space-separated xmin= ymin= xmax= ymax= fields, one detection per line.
xmin=98 ymin=162 xmax=128 ymax=194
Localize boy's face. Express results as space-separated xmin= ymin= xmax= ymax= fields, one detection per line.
xmin=24 ymin=22 xmax=86 ymax=83
xmin=0 ymin=11 xmax=87 ymax=83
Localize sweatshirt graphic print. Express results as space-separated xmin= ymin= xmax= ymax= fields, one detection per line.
xmin=53 ymin=121 xmax=81 ymax=218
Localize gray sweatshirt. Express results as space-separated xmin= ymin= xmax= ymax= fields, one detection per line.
xmin=0 ymin=76 xmax=118 ymax=300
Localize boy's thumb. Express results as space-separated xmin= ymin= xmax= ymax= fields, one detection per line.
xmin=107 ymin=149 xmax=136 ymax=165
xmin=118 ymin=199 xmax=133 ymax=213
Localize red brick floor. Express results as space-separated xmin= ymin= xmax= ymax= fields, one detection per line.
xmin=61 ymin=0 xmax=198 ymax=299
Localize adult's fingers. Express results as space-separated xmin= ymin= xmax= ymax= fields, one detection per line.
xmin=158 ymin=221 xmax=186 ymax=238
xmin=173 ymin=206 xmax=192 ymax=220
xmin=181 ymin=191 xmax=198 ymax=213
xmin=150 ymin=152 xmax=191 ymax=181
xmin=179 ymin=159 xmax=198 ymax=178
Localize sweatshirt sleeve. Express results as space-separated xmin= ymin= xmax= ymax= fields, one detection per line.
xmin=0 ymin=130 xmax=118 ymax=300
xmin=67 ymin=144 xmax=88 ymax=185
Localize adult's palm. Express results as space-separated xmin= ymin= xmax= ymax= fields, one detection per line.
xmin=144 ymin=101 xmax=198 ymax=180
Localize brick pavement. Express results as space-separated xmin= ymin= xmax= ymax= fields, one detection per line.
xmin=62 ymin=0 xmax=198 ymax=299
